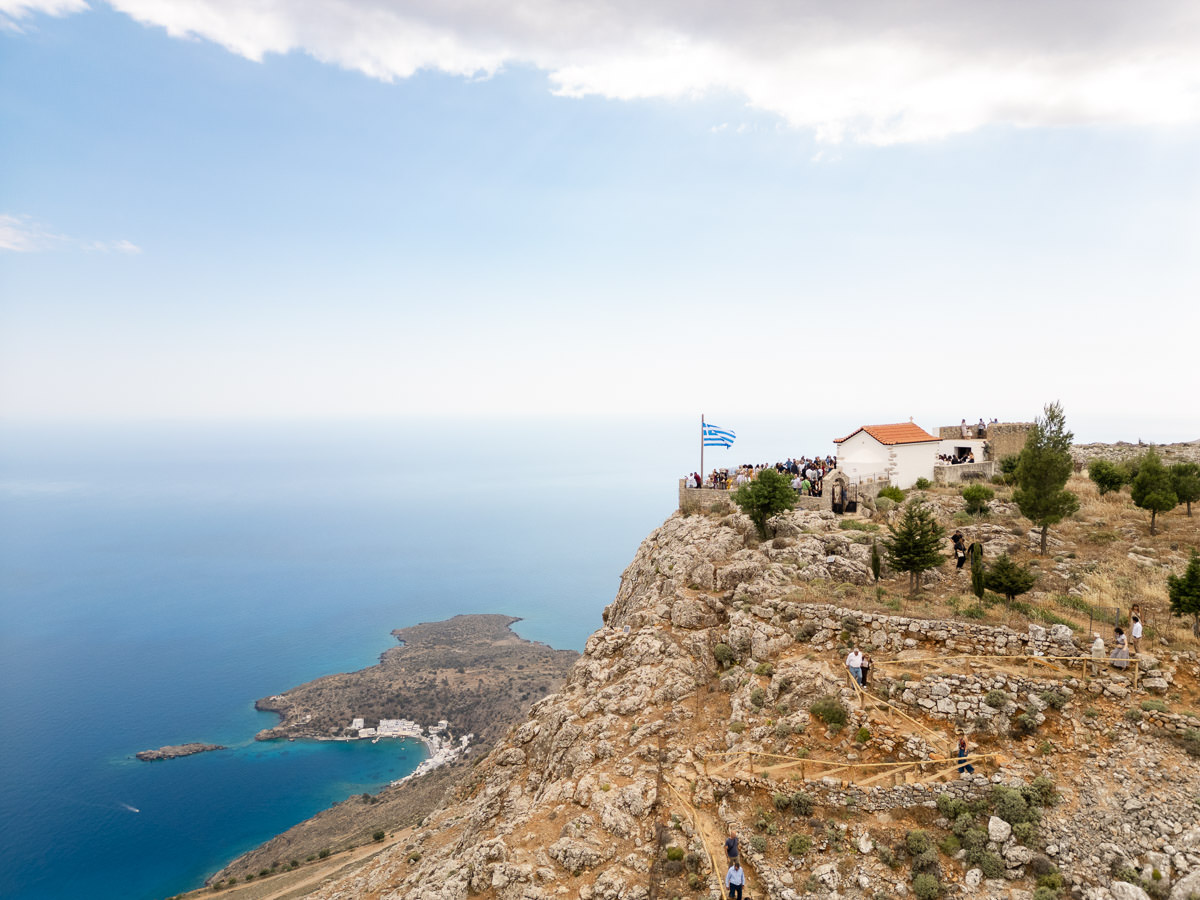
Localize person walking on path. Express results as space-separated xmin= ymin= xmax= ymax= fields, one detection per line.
xmin=861 ymin=652 xmax=872 ymax=687
xmin=952 ymin=533 xmax=968 ymax=570
xmin=725 ymin=860 xmax=745 ymax=900
xmin=1110 ymin=627 xmax=1130 ymax=669
xmin=957 ymin=737 xmax=975 ymax=775
xmin=1130 ymin=615 xmax=1143 ymax=656
xmin=724 ymin=829 xmax=739 ymax=864
xmin=845 ymin=647 xmax=864 ymax=686
xmin=1090 ymin=633 xmax=1105 ymax=676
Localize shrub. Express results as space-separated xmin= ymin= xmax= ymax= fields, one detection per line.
xmin=318 ymin=849 xmax=330 ymax=859
xmin=962 ymin=485 xmax=995 ymax=514
xmin=1013 ymin=821 xmax=1037 ymax=845
xmin=984 ymin=689 xmax=1008 ymax=708
xmin=906 ymin=829 xmax=932 ymax=855
xmin=976 ymin=850 xmax=1004 ymax=878
xmin=1039 ymin=690 xmax=1068 ymax=710
xmin=754 ymin=662 xmax=774 ymax=676
xmin=787 ymin=834 xmax=811 ymax=855
xmin=791 ymin=793 xmax=814 ymax=816
xmin=729 ymin=721 xmax=746 ymax=734
xmin=1033 ymin=887 xmax=1060 ymax=900
xmin=773 ymin=792 xmax=791 ymax=811
xmin=809 ymin=695 xmax=848 ymax=728
xmin=713 ymin=643 xmax=736 ymax=667
xmin=914 ymin=477 xmax=933 ymax=490
xmin=733 ymin=468 xmax=798 ymax=537
xmin=991 ymin=785 xmax=1035 ymax=824
xmin=877 ymin=845 xmax=897 ymax=868
xmin=1177 ymin=728 xmax=1200 ymax=757
xmin=665 ymin=846 xmax=685 ymax=861
xmin=960 ymin=827 xmax=988 ymax=851
xmin=1124 ymin=709 xmax=1143 ymax=723
xmin=774 ymin=721 xmax=793 ymax=737
xmin=840 ymin=518 xmax=880 ymax=531
xmin=986 ymin=554 xmax=1038 ymax=601
xmin=372 ymin=830 xmax=385 ymax=842
xmin=688 ymin=872 xmax=703 ymax=890
xmin=964 ymin=604 xmax=986 ymax=619
xmin=750 ymin=687 xmax=766 ymax=708
xmin=912 ymin=872 xmax=941 ymax=900
xmin=938 ymin=834 xmax=960 ymax=856
xmin=1141 ymin=699 xmax=1168 ymax=712
xmin=855 ymin=726 xmax=871 ymax=743
xmin=936 ymin=794 xmax=968 ymax=820
xmin=749 ymin=836 xmax=767 ymax=854
xmin=1013 ymin=712 xmax=1039 ymax=735
xmin=795 ymin=622 xmax=819 ymax=642
xmin=1029 ymin=775 xmax=1059 ymax=807
xmin=878 ymin=485 xmax=906 ymax=502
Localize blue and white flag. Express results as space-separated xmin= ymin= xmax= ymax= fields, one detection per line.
xmin=702 ymin=423 xmax=736 ymax=448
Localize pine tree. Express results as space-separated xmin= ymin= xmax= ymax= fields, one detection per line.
xmin=1170 ymin=462 xmax=1200 ymax=517
xmin=985 ymin=554 xmax=1038 ymax=602
xmin=1087 ymin=458 xmax=1128 ymax=495
xmin=732 ymin=467 xmax=796 ymax=538
xmin=882 ymin=501 xmax=946 ymax=596
xmin=1168 ymin=550 xmax=1200 ymax=638
xmin=1013 ymin=401 xmax=1080 ymax=554
xmin=1130 ymin=449 xmax=1177 ymax=536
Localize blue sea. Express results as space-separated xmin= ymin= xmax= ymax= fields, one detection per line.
xmin=0 ymin=413 xmax=1189 ymax=900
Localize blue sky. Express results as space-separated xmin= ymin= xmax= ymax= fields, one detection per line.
xmin=2 ymin=1 xmax=1198 ymax=433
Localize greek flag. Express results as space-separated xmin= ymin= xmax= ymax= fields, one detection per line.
xmin=702 ymin=423 xmax=736 ymax=448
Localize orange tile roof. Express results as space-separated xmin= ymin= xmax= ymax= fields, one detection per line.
xmin=834 ymin=423 xmax=940 ymax=445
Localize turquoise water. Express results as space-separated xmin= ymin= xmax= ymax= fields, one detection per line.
xmin=0 ymin=419 xmax=680 ymax=900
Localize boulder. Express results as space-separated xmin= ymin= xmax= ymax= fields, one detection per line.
xmin=988 ymin=816 xmax=1012 ymax=843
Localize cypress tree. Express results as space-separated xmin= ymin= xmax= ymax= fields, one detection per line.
xmin=985 ymin=554 xmax=1038 ymax=602
xmin=1168 ymin=550 xmax=1200 ymax=638
xmin=882 ymin=501 xmax=946 ymax=597
xmin=1013 ymin=402 xmax=1079 ymax=555
xmin=1170 ymin=462 xmax=1200 ymax=518
xmin=970 ymin=543 xmax=986 ymax=601
xmin=1130 ymin=449 xmax=1177 ymax=535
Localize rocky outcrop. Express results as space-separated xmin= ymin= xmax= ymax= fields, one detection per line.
xmin=288 ymin=509 xmax=1200 ymax=900
xmin=135 ymin=743 xmax=224 ymax=761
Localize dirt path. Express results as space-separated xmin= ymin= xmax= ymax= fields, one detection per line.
xmin=666 ymin=776 xmax=757 ymax=899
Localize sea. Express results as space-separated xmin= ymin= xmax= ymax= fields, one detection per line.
xmin=0 ymin=413 xmax=1191 ymax=900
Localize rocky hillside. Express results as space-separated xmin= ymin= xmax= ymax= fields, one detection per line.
xmin=269 ymin=478 xmax=1200 ymax=900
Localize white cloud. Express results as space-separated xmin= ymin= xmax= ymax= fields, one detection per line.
xmin=0 ymin=213 xmax=140 ymax=254
xmin=0 ymin=0 xmax=87 ymax=30
xmin=87 ymin=0 xmax=1200 ymax=144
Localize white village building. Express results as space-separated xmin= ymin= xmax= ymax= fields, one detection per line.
xmin=833 ymin=422 xmax=942 ymax=489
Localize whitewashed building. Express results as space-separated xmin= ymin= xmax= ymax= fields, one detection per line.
xmin=833 ymin=422 xmax=942 ymax=489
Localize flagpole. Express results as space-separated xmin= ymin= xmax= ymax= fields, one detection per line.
xmin=700 ymin=414 xmax=705 ymax=486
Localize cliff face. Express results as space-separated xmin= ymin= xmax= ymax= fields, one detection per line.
xmin=303 ymin=506 xmax=1200 ymax=900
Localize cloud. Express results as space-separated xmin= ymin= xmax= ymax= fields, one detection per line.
xmin=0 ymin=213 xmax=140 ymax=254
xmin=0 ymin=0 xmax=88 ymax=30
xmin=82 ymin=0 xmax=1200 ymax=144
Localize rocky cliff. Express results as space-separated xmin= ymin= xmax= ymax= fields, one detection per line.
xmin=278 ymin=501 xmax=1200 ymax=900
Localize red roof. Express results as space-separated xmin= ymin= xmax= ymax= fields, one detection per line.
xmin=834 ymin=423 xmax=940 ymax=445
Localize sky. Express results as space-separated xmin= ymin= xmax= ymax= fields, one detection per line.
xmin=1 ymin=0 xmax=1198 ymax=433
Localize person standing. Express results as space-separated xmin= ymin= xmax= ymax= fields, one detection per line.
xmin=957 ymin=737 xmax=975 ymax=775
xmin=725 ymin=860 xmax=745 ymax=900
xmin=861 ymin=653 xmax=872 ymax=687
xmin=1130 ymin=615 xmax=1143 ymax=656
xmin=1110 ymin=627 xmax=1129 ymax=669
xmin=724 ymin=829 xmax=739 ymax=865
xmin=1090 ymin=633 xmax=1105 ymax=676
xmin=845 ymin=647 xmax=864 ymax=686
xmin=952 ymin=533 xmax=967 ymax=570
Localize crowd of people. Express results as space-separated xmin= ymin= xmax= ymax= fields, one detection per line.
xmin=959 ymin=417 xmax=1000 ymax=438
xmin=938 ymin=449 xmax=977 ymax=465
xmin=684 ymin=455 xmax=837 ymax=496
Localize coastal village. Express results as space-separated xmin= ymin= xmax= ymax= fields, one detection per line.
xmin=170 ymin=421 xmax=1200 ymax=900
xmin=347 ymin=716 xmax=475 ymax=784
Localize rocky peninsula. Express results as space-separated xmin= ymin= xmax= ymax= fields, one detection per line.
xmin=135 ymin=743 xmax=224 ymax=761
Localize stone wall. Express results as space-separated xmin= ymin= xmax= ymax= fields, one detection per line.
xmin=934 ymin=461 xmax=997 ymax=484
xmin=889 ymin=671 xmax=1069 ymax=734
xmin=720 ymin=771 xmax=988 ymax=815
xmin=937 ymin=423 xmax=1031 ymax=461
xmin=1071 ymin=441 xmax=1200 ymax=467
xmin=678 ymin=481 xmax=831 ymax=513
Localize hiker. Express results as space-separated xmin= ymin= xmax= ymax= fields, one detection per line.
xmin=845 ymin=647 xmax=864 ymax=686
xmin=1130 ymin=615 xmax=1142 ymax=656
xmin=952 ymin=533 xmax=967 ymax=570
xmin=861 ymin=652 xmax=872 ymax=687
xmin=957 ymin=737 xmax=975 ymax=775
xmin=725 ymin=828 xmax=739 ymax=863
xmin=1090 ymin=633 xmax=1105 ymax=676
xmin=1110 ymin=627 xmax=1130 ymax=670
xmin=725 ymin=860 xmax=745 ymax=900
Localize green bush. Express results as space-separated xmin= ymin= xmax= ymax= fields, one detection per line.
xmin=787 ymin=834 xmax=811 ymax=855
xmin=1141 ymin=699 xmax=1168 ymax=712
xmin=1013 ymin=821 xmax=1037 ymax=845
xmin=729 ymin=721 xmax=746 ymax=734
xmin=855 ymin=726 xmax=871 ymax=743
xmin=754 ymin=662 xmax=774 ymax=676
xmin=713 ymin=643 xmax=736 ymax=667
xmin=976 ymin=850 xmax=1004 ymax=878
xmin=809 ymin=695 xmax=848 ymax=728
xmin=1032 ymin=887 xmax=1060 ymax=900
xmin=372 ymin=830 xmax=385 ymax=842
xmin=878 ymin=485 xmax=906 ymax=503
xmin=1124 ymin=709 xmax=1143 ymax=723
xmin=962 ymin=484 xmax=995 ymax=514
xmin=991 ymin=785 xmax=1035 ymax=824
xmin=772 ymin=792 xmax=791 ymax=811
xmin=733 ymin=468 xmax=798 ymax=537
xmin=665 ymin=846 xmax=684 ymax=861
xmin=938 ymin=834 xmax=960 ymax=856
xmin=839 ymin=519 xmax=880 ymax=532
xmin=791 ymin=793 xmax=814 ymax=816
xmin=749 ymin=835 xmax=767 ymax=854
xmin=687 ymin=872 xmax=703 ymax=890
xmin=318 ymin=849 xmax=330 ymax=859
xmin=1039 ymin=690 xmax=1067 ymax=710
xmin=906 ymin=829 xmax=932 ymax=855
xmin=936 ymin=793 xmax=968 ymax=820
xmin=1028 ymin=775 xmax=1059 ymax=807
xmin=914 ymin=477 xmax=932 ymax=490
xmin=1013 ymin=712 xmax=1039 ymax=735
xmin=1088 ymin=458 xmax=1129 ymax=495
xmin=750 ymin=687 xmax=766 ymax=708
xmin=912 ymin=872 xmax=941 ymax=900
xmin=954 ymin=816 xmax=980 ymax=840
